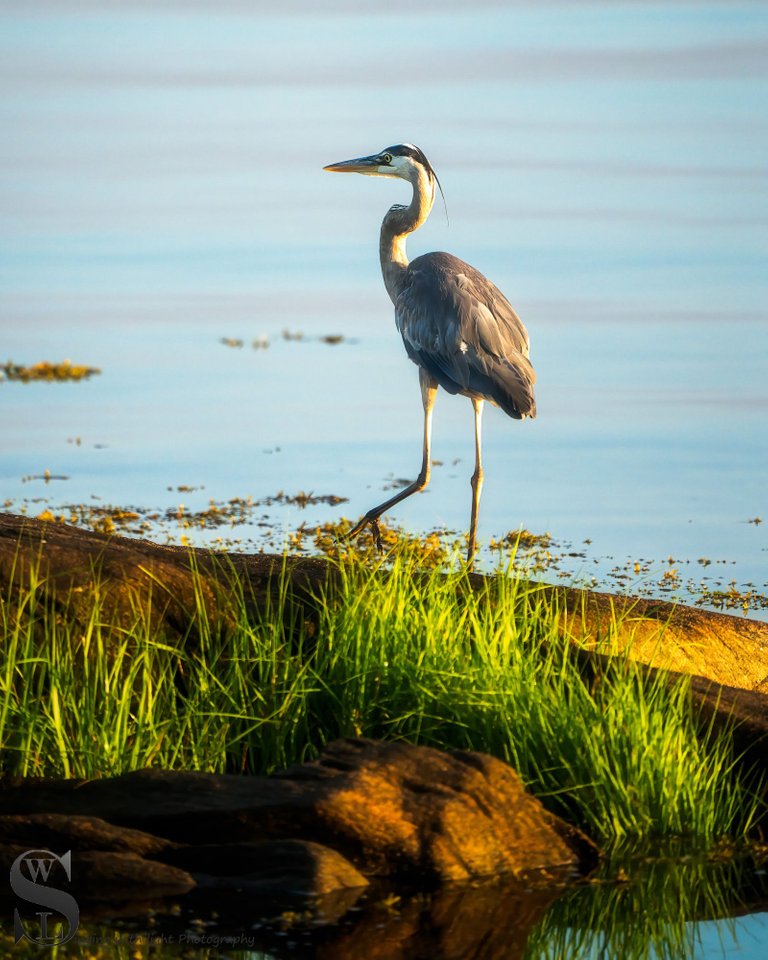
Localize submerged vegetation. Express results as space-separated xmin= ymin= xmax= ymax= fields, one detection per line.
xmin=1 ymin=540 xmax=763 ymax=851
xmin=5 ymin=488 xmax=766 ymax=612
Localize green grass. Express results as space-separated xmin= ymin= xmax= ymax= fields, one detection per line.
xmin=0 ymin=542 xmax=762 ymax=849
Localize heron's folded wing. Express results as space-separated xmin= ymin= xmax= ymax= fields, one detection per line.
xmin=396 ymin=253 xmax=536 ymax=420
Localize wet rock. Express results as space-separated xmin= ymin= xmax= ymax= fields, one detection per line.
xmin=0 ymin=739 xmax=597 ymax=887
xmin=273 ymin=738 xmax=599 ymax=882
xmin=165 ymin=838 xmax=369 ymax=896
xmin=69 ymin=850 xmax=195 ymax=901
xmin=0 ymin=815 xmax=192 ymax=904
xmin=0 ymin=813 xmax=176 ymax=857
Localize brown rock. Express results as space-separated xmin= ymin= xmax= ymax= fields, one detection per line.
xmin=570 ymin=646 xmax=768 ymax=774
xmin=0 ymin=739 xmax=597 ymax=885
xmin=0 ymin=813 xmax=175 ymax=857
xmin=275 ymin=738 xmax=598 ymax=882
xmin=164 ymin=838 xmax=368 ymax=895
xmin=71 ymin=850 xmax=195 ymax=901
xmin=555 ymin=587 xmax=768 ymax=693
xmin=688 ymin=676 xmax=768 ymax=771
xmin=0 ymin=814 xmax=193 ymax=904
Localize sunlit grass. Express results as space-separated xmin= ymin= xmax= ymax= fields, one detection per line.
xmin=0 ymin=540 xmax=762 ymax=849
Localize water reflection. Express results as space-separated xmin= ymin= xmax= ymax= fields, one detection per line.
xmin=38 ymin=850 xmax=768 ymax=959
xmin=272 ymin=852 xmax=768 ymax=960
xmin=530 ymin=850 xmax=768 ymax=960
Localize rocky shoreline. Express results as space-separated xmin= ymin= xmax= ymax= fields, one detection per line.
xmin=0 ymin=738 xmax=598 ymax=905
xmin=2 ymin=510 xmax=768 ymax=945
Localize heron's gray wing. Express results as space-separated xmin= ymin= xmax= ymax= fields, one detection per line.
xmin=396 ymin=252 xmax=536 ymax=420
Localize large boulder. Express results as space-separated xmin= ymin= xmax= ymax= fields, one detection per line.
xmin=272 ymin=738 xmax=597 ymax=882
xmin=0 ymin=739 xmax=598 ymax=894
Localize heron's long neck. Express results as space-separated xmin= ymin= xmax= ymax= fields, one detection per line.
xmin=379 ymin=169 xmax=435 ymax=304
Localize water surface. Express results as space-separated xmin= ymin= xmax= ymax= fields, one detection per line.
xmin=1 ymin=3 xmax=766 ymax=614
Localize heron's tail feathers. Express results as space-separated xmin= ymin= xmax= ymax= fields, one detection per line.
xmin=482 ymin=355 xmax=537 ymax=421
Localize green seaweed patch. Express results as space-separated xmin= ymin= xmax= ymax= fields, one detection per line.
xmin=2 ymin=360 xmax=101 ymax=382
xmin=696 ymin=581 xmax=768 ymax=614
xmin=8 ymin=492 xmax=766 ymax=613
xmin=38 ymin=506 xmax=152 ymax=537
xmin=490 ymin=529 xmax=553 ymax=552
xmin=300 ymin=517 xmax=456 ymax=567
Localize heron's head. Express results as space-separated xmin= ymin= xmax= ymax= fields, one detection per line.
xmin=324 ymin=143 xmax=446 ymax=220
xmin=324 ymin=143 xmax=437 ymax=185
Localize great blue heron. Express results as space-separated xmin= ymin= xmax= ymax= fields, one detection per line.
xmin=324 ymin=143 xmax=536 ymax=565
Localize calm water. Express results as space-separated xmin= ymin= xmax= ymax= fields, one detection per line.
xmin=1 ymin=2 xmax=768 ymax=953
xmin=24 ymin=851 xmax=768 ymax=959
xmin=2 ymin=1 xmax=766 ymax=619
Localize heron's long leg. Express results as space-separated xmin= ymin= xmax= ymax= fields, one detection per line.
xmin=348 ymin=369 xmax=438 ymax=551
xmin=467 ymin=398 xmax=485 ymax=567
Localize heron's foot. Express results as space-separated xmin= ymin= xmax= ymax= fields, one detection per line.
xmin=368 ymin=518 xmax=384 ymax=553
xmin=347 ymin=514 xmax=384 ymax=553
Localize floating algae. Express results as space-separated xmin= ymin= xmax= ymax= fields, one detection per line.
xmin=1 ymin=360 xmax=101 ymax=382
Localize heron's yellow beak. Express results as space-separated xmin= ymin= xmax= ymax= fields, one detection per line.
xmin=323 ymin=155 xmax=381 ymax=175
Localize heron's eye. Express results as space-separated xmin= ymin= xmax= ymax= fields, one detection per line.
xmin=381 ymin=153 xmax=393 ymax=164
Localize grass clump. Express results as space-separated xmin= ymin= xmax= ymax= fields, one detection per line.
xmin=0 ymin=541 xmax=761 ymax=850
